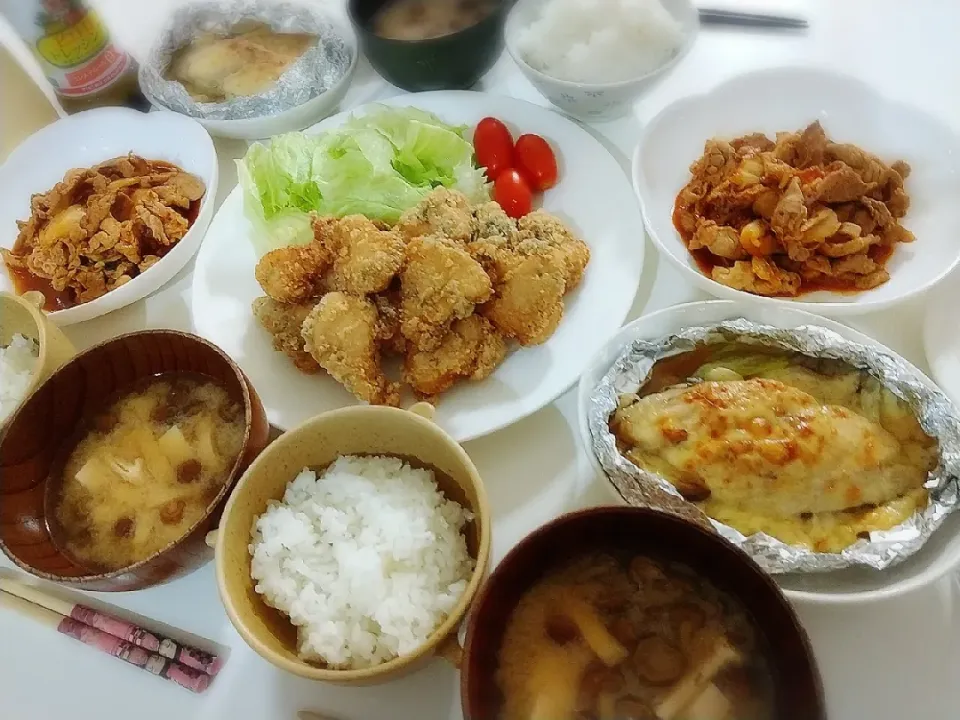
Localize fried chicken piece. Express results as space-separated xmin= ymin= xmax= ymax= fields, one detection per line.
xmin=473 ymin=201 xmax=518 ymax=241
xmin=254 ymin=241 xmax=331 ymax=303
xmin=516 ymin=210 xmax=591 ymax=291
xmin=301 ymin=292 xmax=400 ymax=406
xmin=374 ymin=290 xmax=406 ymax=356
xmin=482 ymin=252 xmax=566 ymax=346
xmin=252 ymin=296 xmax=321 ymax=373
xmin=466 ymin=234 xmax=515 ymax=285
xmin=317 ymin=215 xmax=405 ymax=295
xmin=403 ymin=315 xmax=508 ymax=398
xmin=397 ymin=187 xmax=477 ymax=243
xmin=400 ymin=235 xmax=493 ymax=351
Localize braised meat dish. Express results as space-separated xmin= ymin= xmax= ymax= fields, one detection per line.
xmin=674 ymin=122 xmax=912 ymax=297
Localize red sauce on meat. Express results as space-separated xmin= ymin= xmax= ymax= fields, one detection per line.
xmin=5 ymin=198 xmax=202 ymax=311
xmin=672 ymin=196 xmax=896 ymax=297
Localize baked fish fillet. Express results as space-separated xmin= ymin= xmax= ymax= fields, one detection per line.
xmin=612 ymin=377 xmax=930 ymax=518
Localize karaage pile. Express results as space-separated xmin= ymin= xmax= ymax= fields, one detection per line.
xmin=674 ymin=121 xmax=912 ymax=297
xmin=252 ymin=187 xmax=590 ymax=405
xmin=1 ymin=154 xmax=205 ymax=309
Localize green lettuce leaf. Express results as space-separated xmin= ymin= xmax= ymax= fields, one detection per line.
xmin=238 ymin=106 xmax=490 ymax=254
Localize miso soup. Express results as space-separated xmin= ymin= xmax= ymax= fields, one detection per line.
xmin=54 ymin=373 xmax=245 ymax=571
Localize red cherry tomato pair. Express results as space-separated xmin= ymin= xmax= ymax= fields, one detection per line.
xmin=473 ymin=117 xmax=559 ymax=219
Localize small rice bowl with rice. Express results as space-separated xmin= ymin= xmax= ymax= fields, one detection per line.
xmin=250 ymin=455 xmax=475 ymax=669
xmin=516 ymin=0 xmax=684 ymax=84
xmin=0 ymin=333 xmax=39 ymax=424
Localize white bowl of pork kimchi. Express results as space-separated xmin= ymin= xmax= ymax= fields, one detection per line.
xmin=632 ymin=67 xmax=960 ymax=316
xmin=577 ymin=300 xmax=960 ymax=605
xmin=0 ymin=107 xmax=218 ymax=325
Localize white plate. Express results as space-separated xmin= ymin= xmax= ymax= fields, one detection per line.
xmin=577 ymin=299 xmax=960 ymax=605
xmin=0 ymin=108 xmax=218 ymax=326
xmin=192 ymin=91 xmax=645 ymax=441
xmin=924 ymin=273 xmax=960 ymax=407
xmin=633 ymin=67 xmax=960 ymax=316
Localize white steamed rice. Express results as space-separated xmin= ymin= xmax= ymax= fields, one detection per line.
xmin=516 ymin=0 xmax=684 ymax=84
xmin=0 ymin=333 xmax=39 ymax=424
xmin=250 ymin=455 xmax=475 ymax=669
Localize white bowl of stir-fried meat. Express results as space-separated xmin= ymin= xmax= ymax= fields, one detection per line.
xmin=0 ymin=107 xmax=218 ymax=325
xmin=460 ymin=507 xmax=826 ymax=720
xmin=633 ymin=67 xmax=960 ymax=316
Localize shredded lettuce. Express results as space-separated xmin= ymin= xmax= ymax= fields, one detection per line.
xmin=238 ymin=106 xmax=490 ymax=255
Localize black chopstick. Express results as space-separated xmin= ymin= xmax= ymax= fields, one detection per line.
xmin=699 ymin=8 xmax=809 ymax=30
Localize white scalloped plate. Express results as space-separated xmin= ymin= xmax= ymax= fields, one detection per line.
xmin=633 ymin=67 xmax=960 ymax=316
xmin=191 ymin=91 xmax=645 ymax=442
xmin=0 ymin=108 xmax=218 ymax=325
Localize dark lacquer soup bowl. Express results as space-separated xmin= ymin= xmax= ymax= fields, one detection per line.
xmin=460 ymin=506 xmax=827 ymax=720
xmin=0 ymin=330 xmax=269 ymax=591
xmin=348 ymin=0 xmax=510 ymax=92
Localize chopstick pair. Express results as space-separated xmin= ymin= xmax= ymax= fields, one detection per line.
xmin=0 ymin=577 xmax=223 ymax=694
xmin=699 ymin=8 xmax=808 ymax=30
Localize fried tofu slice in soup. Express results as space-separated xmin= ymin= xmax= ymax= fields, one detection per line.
xmin=301 ymin=292 xmax=400 ymax=406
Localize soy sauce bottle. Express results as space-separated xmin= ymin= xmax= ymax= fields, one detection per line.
xmin=1 ymin=0 xmax=150 ymax=113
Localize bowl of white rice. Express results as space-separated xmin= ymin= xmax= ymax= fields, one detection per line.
xmin=0 ymin=292 xmax=75 ymax=429
xmin=505 ymin=0 xmax=699 ymax=120
xmin=214 ymin=402 xmax=491 ymax=683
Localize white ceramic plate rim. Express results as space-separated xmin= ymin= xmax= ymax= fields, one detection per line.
xmin=0 ymin=107 xmax=218 ymax=326
xmin=576 ymin=299 xmax=958 ymax=605
xmin=632 ymin=66 xmax=960 ymax=317
xmin=191 ymin=90 xmax=644 ymax=442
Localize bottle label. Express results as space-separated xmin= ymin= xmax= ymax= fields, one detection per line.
xmin=12 ymin=1 xmax=132 ymax=97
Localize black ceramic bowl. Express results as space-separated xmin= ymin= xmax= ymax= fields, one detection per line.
xmin=348 ymin=0 xmax=510 ymax=91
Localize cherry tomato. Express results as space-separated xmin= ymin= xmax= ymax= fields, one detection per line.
xmin=474 ymin=117 xmax=514 ymax=181
xmin=494 ymin=169 xmax=533 ymax=219
xmin=514 ymin=133 xmax=559 ymax=191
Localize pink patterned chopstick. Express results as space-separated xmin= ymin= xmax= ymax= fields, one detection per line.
xmin=0 ymin=578 xmax=223 ymax=676
xmin=0 ymin=590 xmax=211 ymax=693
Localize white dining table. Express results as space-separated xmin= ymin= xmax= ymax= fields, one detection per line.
xmin=3 ymin=1 xmax=960 ymax=718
